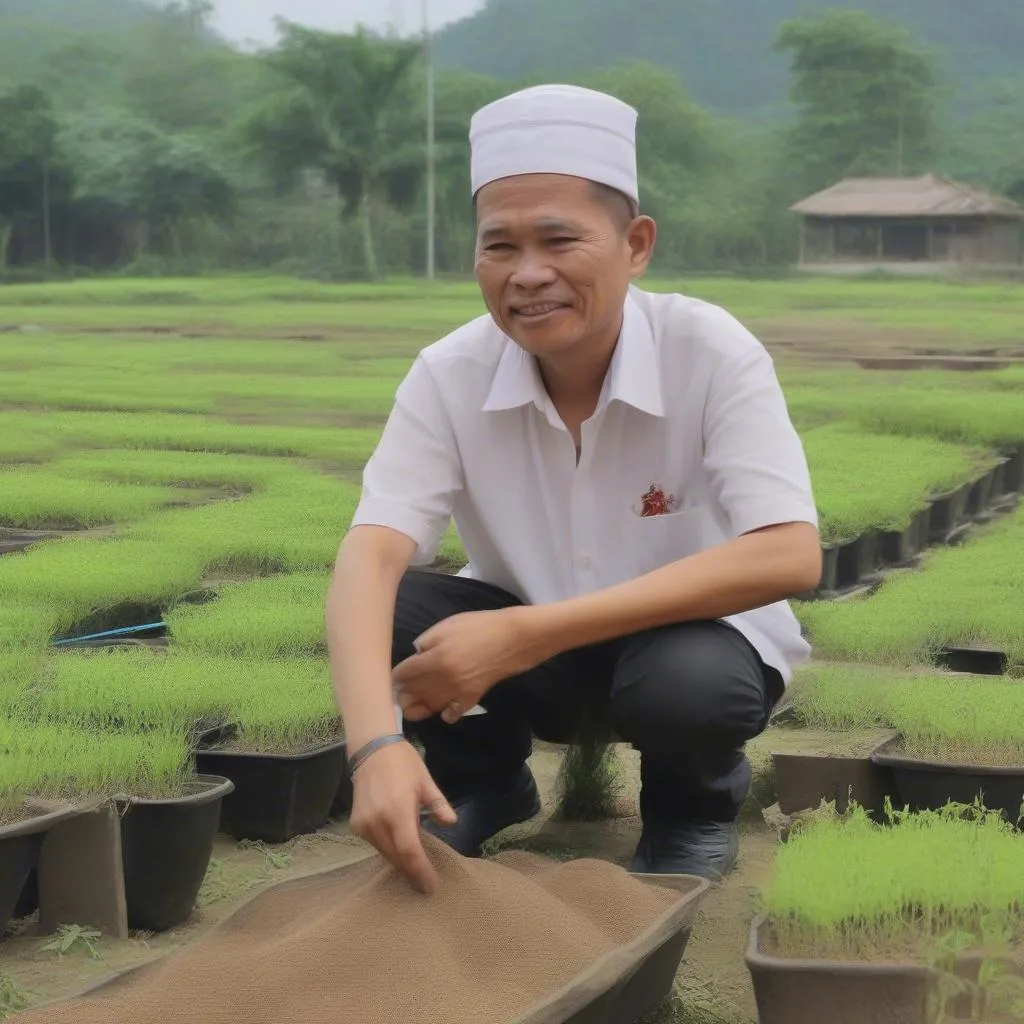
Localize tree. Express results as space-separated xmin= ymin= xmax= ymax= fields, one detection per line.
xmin=0 ymin=85 xmax=67 ymax=274
xmin=60 ymin=109 xmax=236 ymax=261
xmin=775 ymin=10 xmax=939 ymax=195
xmin=241 ymin=24 xmax=423 ymax=279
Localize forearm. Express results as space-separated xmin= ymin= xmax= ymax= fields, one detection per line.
xmin=527 ymin=522 xmax=821 ymax=657
xmin=326 ymin=528 xmax=415 ymax=752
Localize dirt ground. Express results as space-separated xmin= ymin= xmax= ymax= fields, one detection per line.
xmin=0 ymin=743 xmax=775 ymax=1023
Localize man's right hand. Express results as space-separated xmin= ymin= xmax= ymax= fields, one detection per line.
xmin=347 ymin=740 xmax=458 ymax=895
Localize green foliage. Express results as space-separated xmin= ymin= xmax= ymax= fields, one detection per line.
xmin=39 ymin=924 xmax=103 ymax=960
xmin=0 ymin=973 xmax=30 ymax=1020
xmin=762 ymin=803 xmax=1024 ymax=963
xmin=798 ymin=504 xmax=1024 ymax=672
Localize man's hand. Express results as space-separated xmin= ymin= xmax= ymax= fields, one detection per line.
xmin=348 ymin=740 xmax=457 ymax=894
xmin=392 ymin=606 xmax=548 ymax=724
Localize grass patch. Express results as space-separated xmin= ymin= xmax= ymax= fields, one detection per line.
xmin=798 ymin=505 xmax=1024 ymax=672
xmin=802 ymin=424 xmax=990 ymax=543
xmin=34 ymin=650 xmax=340 ymax=753
xmin=762 ymin=803 xmax=1024 ymax=970
xmin=0 ymin=466 xmax=181 ymax=529
xmin=0 ymin=720 xmax=193 ymax=820
xmin=166 ymin=571 xmax=329 ymax=658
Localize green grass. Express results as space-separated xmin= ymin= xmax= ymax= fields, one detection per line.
xmin=166 ymin=571 xmax=330 ymax=658
xmin=787 ymin=665 xmax=1024 ymax=765
xmin=0 ymin=719 xmax=193 ymax=819
xmin=0 ymin=466 xmax=184 ymax=529
xmin=32 ymin=650 xmax=340 ymax=753
xmin=798 ymin=505 xmax=1024 ymax=673
xmin=802 ymin=424 xmax=991 ymax=543
xmin=762 ymin=803 xmax=1024 ymax=964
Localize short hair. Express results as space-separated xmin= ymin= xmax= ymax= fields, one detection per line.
xmin=589 ymin=181 xmax=640 ymax=231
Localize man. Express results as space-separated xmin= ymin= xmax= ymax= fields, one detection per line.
xmin=326 ymin=84 xmax=820 ymax=895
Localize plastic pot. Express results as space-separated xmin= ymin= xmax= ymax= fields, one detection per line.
xmin=118 ymin=774 xmax=234 ymax=932
xmin=880 ymin=509 xmax=931 ymax=566
xmin=773 ymin=750 xmax=895 ymax=817
xmin=196 ymin=738 xmax=347 ymax=844
xmin=871 ymin=737 xmax=1024 ymax=827
xmin=929 ymin=483 xmax=972 ymax=543
xmin=329 ymin=743 xmax=353 ymax=820
xmin=0 ymin=806 xmax=77 ymax=933
xmin=965 ymin=469 xmax=996 ymax=517
xmin=835 ymin=533 xmax=880 ymax=590
xmin=746 ymin=915 xmax=934 ymax=1024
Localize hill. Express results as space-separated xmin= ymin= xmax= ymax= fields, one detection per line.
xmin=0 ymin=0 xmax=158 ymax=81
xmin=434 ymin=0 xmax=1024 ymax=118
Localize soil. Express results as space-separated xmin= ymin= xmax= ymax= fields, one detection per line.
xmin=0 ymin=744 xmax=773 ymax=1024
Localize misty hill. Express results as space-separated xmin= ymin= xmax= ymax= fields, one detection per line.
xmin=434 ymin=0 xmax=1024 ymax=117
xmin=0 ymin=0 xmax=158 ymax=79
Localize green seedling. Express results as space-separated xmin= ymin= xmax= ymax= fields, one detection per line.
xmin=0 ymin=973 xmax=30 ymax=1020
xmin=237 ymin=840 xmax=292 ymax=870
xmin=39 ymin=924 xmax=103 ymax=960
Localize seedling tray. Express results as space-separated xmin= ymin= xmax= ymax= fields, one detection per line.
xmin=746 ymin=914 xmax=934 ymax=1024
xmin=118 ymin=774 xmax=234 ymax=932
xmin=196 ymin=738 xmax=347 ymax=843
xmin=880 ymin=509 xmax=931 ymax=566
xmin=21 ymin=860 xmax=709 ymax=1024
xmin=936 ymin=645 xmax=1009 ymax=676
xmin=871 ymin=737 xmax=1024 ymax=826
xmin=928 ymin=482 xmax=972 ymax=542
xmin=835 ymin=533 xmax=880 ymax=590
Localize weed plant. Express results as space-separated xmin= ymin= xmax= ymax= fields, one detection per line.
xmin=762 ymin=802 xmax=1024 ymax=963
xmin=802 ymin=425 xmax=988 ymax=542
xmin=166 ymin=571 xmax=330 ymax=658
xmin=797 ymin=506 xmax=1024 ymax=672
xmin=0 ymin=467 xmax=178 ymax=529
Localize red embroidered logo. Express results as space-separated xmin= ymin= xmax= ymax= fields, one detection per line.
xmin=638 ymin=483 xmax=677 ymax=517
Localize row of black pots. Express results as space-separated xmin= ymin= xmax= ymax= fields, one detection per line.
xmin=813 ymin=450 xmax=1023 ymax=598
xmin=3 ymin=775 xmax=233 ymax=937
xmin=193 ymin=726 xmax=351 ymax=844
xmin=773 ymin=735 xmax=1024 ymax=826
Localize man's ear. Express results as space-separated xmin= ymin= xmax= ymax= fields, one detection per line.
xmin=627 ymin=216 xmax=657 ymax=278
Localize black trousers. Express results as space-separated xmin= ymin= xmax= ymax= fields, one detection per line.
xmin=392 ymin=571 xmax=784 ymax=824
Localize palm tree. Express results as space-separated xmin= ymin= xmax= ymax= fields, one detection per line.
xmin=243 ymin=23 xmax=423 ymax=279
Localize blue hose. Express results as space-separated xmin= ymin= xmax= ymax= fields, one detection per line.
xmin=51 ymin=621 xmax=167 ymax=648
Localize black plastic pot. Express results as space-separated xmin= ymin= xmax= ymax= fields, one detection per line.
xmin=746 ymin=915 xmax=935 ymax=1024
xmin=118 ymin=774 xmax=233 ymax=932
xmin=773 ymin=751 xmax=895 ymax=817
xmin=1002 ymin=448 xmax=1024 ymax=495
xmin=329 ymin=743 xmax=353 ymax=820
xmin=936 ymin=645 xmax=1009 ymax=676
xmin=196 ymin=738 xmax=346 ymax=843
xmin=0 ymin=806 xmax=77 ymax=934
xmin=835 ymin=533 xmax=880 ymax=590
xmin=965 ymin=469 xmax=996 ymax=517
xmin=871 ymin=737 xmax=1024 ymax=826
xmin=880 ymin=509 xmax=931 ymax=566
xmin=816 ymin=545 xmax=840 ymax=594
xmin=929 ymin=483 xmax=972 ymax=543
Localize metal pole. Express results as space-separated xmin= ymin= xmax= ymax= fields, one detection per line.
xmin=423 ymin=0 xmax=436 ymax=280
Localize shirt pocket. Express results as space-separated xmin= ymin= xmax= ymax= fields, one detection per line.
xmin=623 ymin=505 xmax=707 ymax=578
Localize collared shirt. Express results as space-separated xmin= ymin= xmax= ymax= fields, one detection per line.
xmin=351 ymin=286 xmax=819 ymax=682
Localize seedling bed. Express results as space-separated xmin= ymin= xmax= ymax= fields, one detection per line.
xmin=196 ymin=736 xmax=347 ymax=843
xmin=871 ymin=737 xmax=1024 ymax=827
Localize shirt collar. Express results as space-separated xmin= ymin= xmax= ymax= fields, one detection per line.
xmin=482 ymin=291 xmax=664 ymax=418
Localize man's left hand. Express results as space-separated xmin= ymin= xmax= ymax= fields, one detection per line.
xmin=392 ymin=606 xmax=547 ymax=724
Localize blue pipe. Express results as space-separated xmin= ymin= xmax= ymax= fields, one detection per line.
xmin=51 ymin=621 xmax=167 ymax=648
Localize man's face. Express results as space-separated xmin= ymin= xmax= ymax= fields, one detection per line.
xmin=473 ymin=174 xmax=656 ymax=359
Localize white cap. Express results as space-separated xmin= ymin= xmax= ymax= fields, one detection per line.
xmin=469 ymin=84 xmax=639 ymax=204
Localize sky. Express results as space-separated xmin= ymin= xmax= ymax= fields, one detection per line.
xmin=209 ymin=0 xmax=487 ymax=47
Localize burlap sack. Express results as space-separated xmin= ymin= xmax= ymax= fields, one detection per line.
xmin=15 ymin=835 xmax=707 ymax=1024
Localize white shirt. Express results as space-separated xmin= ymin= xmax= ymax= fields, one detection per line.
xmin=351 ymin=286 xmax=819 ymax=683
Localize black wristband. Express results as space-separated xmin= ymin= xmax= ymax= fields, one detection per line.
xmin=347 ymin=733 xmax=407 ymax=775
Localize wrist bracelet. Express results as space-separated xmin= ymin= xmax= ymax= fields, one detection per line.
xmin=347 ymin=733 xmax=407 ymax=775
